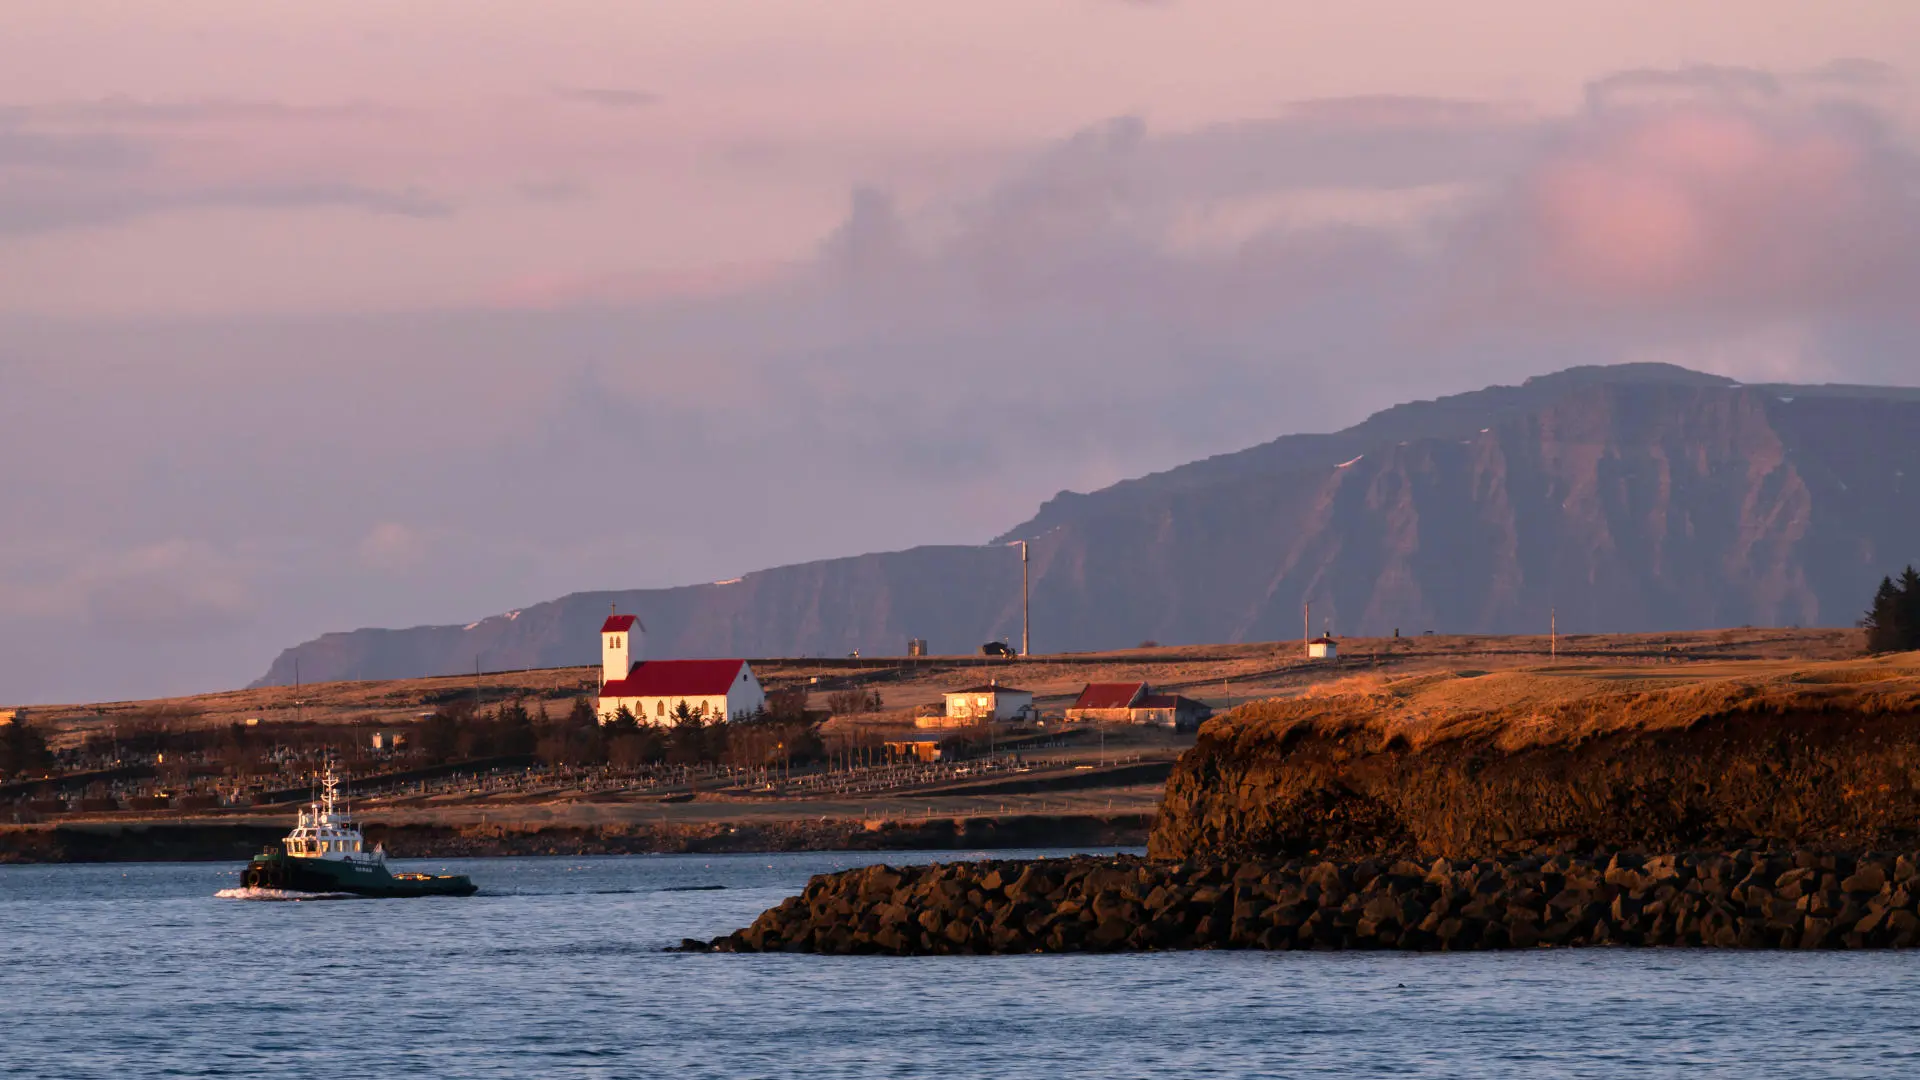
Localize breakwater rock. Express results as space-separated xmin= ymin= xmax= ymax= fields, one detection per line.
xmin=1149 ymin=661 xmax=1920 ymax=861
xmin=697 ymin=849 xmax=1920 ymax=953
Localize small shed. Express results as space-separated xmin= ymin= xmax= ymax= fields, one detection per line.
xmin=1307 ymin=636 xmax=1339 ymax=660
xmin=1133 ymin=694 xmax=1214 ymax=732
xmin=884 ymin=734 xmax=946 ymax=763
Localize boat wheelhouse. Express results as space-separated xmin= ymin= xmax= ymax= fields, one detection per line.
xmin=283 ymin=769 xmax=377 ymax=860
xmin=240 ymin=764 xmax=477 ymax=898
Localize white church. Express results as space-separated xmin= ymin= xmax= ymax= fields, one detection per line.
xmin=596 ymin=611 xmax=766 ymax=724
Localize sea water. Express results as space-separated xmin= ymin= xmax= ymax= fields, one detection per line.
xmin=4 ymin=850 xmax=1919 ymax=1079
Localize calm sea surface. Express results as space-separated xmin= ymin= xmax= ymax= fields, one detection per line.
xmin=4 ymin=850 xmax=1920 ymax=1079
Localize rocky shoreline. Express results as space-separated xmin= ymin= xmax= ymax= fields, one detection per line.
xmin=0 ymin=812 xmax=1149 ymax=864
xmin=693 ymin=849 xmax=1920 ymax=953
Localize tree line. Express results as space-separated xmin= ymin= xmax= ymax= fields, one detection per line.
xmin=1863 ymin=566 xmax=1920 ymax=654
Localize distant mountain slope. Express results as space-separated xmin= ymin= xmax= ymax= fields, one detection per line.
xmin=993 ymin=362 xmax=1736 ymax=542
xmin=255 ymin=365 xmax=1920 ymax=686
xmin=254 ymin=545 xmax=1028 ymax=686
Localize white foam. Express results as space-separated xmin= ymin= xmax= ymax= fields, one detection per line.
xmin=214 ymin=886 xmax=357 ymax=902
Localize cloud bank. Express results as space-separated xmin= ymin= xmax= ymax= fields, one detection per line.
xmin=3 ymin=61 xmax=1917 ymax=701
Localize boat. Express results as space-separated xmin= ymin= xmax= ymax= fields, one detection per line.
xmin=240 ymin=765 xmax=477 ymax=898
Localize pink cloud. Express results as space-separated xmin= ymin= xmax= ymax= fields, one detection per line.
xmin=1472 ymin=95 xmax=1920 ymax=319
xmin=482 ymin=261 xmax=788 ymax=310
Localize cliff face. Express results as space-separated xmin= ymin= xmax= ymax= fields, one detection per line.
xmin=257 ymin=364 xmax=1920 ymax=685
xmin=1148 ymin=660 xmax=1920 ymax=861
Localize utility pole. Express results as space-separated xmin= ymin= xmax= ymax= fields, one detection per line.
xmin=1019 ymin=540 xmax=1030 ymax=657
xmin=1003 ymin=539 xmax=1031 ymax=655
xmin=1551 ymin=608 xmax=1557 ymax=661
xmin=1303 ymin=602 xmax=1310 ymax=653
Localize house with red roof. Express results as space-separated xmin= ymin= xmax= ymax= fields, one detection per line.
xmin=1066 ymin=681 xmax=1212 ymax=731
xmin=595 ymin=611 xmax=765 ymax=724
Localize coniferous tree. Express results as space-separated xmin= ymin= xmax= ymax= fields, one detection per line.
xmin=0 ymin=719 xmax=52 ymax=778
xmin=495 ymin=699 xmax=537 ymax=757
xmin=667 ymin=702 xmax=706 ymax=766
xmin=1863 ymin=566 xmax=1920 ymax=653
xmin=566 ymin=696 xmax=598 ymax=730
xmin=1903 ymin=567 xmax=1920 ymax=642
xmin=419 ymin=701 xmax=469 ymax=763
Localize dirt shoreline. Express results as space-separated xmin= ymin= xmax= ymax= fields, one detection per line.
xmin=0 ymin=812 xmax=1151 ymax=864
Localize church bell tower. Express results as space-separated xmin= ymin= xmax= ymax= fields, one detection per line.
xmin=600 ymin=607 xmax=645 ymax=685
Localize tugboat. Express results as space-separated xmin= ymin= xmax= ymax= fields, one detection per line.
xmin=240 ymin=765 xmax=477 ymax=898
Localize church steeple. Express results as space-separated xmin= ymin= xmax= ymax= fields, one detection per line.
xmin=600 ymin=604 xmax=644 ymax=685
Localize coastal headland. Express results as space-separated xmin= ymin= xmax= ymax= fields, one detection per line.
xmin=702 ymin=647 xmax=1920 ymax=952
xmin=1151 ymin=651 xmax=1920 ymax=860
xmin=8 ymin=629 xmax=1850 ymax=865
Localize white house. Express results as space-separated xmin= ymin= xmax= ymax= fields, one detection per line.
xmin=936 ymin=681 xmax=1035 ymax=726
xmin=596 ymin=612 xmax=766 ymax=724
xmin=1307 ymin=635 xmax=1339 ymax=660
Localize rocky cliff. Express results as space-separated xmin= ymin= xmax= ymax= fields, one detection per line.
xmin=257 ymin=363 xmax=1920 ymax=685
xmin=1148 ymin=656 xmax=1920 ymax=862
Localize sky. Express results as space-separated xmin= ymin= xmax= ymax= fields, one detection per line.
xmin=4 ymin=1 xmax=1919 ymax=703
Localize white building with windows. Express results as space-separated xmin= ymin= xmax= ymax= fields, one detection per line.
xmin=930 ymin=680 xmax=1035 ymax=727
xmin=595 ymin=612 xmax=766 ymax=724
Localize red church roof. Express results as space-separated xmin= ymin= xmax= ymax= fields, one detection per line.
xmin=1070 ymin=682 xmax=1147 ymax=710
xmin=601 ymin=659 xmax=749 ymax=698
xmin=601 ymin=614 xmax=641 ymax=634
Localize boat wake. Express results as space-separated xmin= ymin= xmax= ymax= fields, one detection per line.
xmin=214 ymin=886 xmax=357 ymax=902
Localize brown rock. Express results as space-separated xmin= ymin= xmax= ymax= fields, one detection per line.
xmin=1842 ymin=865 xmax=1887 ymax=894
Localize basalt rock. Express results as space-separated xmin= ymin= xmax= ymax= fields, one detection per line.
xmin=695 ymin=850 xmax=1920 ymax=954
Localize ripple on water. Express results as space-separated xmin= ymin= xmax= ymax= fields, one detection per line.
xmin=3 ymin=852 xmax=1919 ymax=1079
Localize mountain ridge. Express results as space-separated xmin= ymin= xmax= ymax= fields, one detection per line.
xmin=254 ymin=364 xmax=1920 ymax=687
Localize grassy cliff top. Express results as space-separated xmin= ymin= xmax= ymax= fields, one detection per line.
xmin=1210 ymin=651 xmax=1920 ymax=754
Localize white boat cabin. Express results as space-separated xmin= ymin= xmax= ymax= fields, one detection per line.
xmin=283 ymin=768 xmax=384 ymax=864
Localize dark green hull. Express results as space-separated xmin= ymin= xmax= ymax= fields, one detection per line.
xmin=243 ymin=852 xmax=477 ymax=897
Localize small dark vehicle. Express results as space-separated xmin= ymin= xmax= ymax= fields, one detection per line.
xmin=980 ymin=642 xmax=1015 ymax=657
